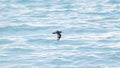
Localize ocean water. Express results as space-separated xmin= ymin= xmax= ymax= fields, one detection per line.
xmin=0 ymin=0 xmax=120 ymax=68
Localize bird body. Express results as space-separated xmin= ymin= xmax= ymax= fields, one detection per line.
xmin=52 ymin=30 xmax=62 ymax=41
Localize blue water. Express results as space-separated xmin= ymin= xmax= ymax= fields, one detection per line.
xmin=0 ymin=0 xmax=120 ymax=68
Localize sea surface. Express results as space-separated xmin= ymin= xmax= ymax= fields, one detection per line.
xmin=0 ymin=0 xmax=120 ymax=68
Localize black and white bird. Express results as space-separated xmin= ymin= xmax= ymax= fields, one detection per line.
xmin=52 ymin=30 xmax=62 ymax=41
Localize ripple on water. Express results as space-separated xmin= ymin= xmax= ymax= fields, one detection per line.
xmin=0 ymin=39 xmax=13 ymax=45
xmin=6 ymin=48 xmax=35 ymax=54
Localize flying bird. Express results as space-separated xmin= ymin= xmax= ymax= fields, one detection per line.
xmin=52 ymin=30 xmax=62 ymax=41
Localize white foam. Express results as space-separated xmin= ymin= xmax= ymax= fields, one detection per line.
xmin=63 ymin=31 xmax=120 ymax=40
xmin=0 ymin=36 xmax=27 ymax=43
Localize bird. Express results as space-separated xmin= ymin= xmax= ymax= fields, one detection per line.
xmin=52 ymin=30 xmax=62 ymax=41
